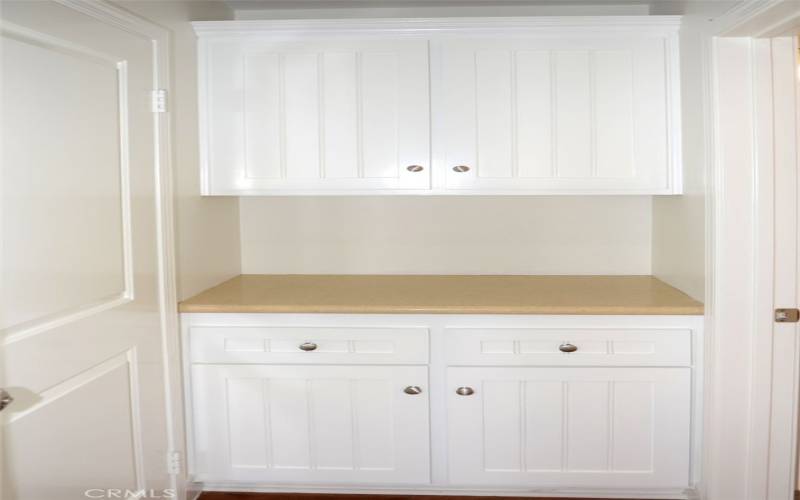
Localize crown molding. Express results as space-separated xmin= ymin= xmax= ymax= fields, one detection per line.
xmin=192 ymin=15 xmax=681 ymax=37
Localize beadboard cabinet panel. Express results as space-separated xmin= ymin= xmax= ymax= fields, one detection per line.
xmin=201 ymin=38 xmax=430 ymax=194
xmin=194 ymin=17 xmax=682 ymax=196
xmin=446 ymin=366 xmax=691 ymax=488
xmin=191 ymin=364 xmax=430 ymax=484
xmin=182 ymin=312 xmax=702 ymax=496
xmin=440 ymin=36 xmax=678 ymax=193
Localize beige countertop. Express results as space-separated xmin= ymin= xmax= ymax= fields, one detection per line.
xmin=179 ymin=274 xmax=704 ymax=315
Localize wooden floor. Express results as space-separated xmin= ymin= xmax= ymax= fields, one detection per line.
xmin=198 ymin=493 xmax=656 ymax=500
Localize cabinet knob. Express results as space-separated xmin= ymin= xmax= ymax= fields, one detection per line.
xmin=406 ymin=165 xmax=424 ymax=172
xmin=455 ymin=386 xmax=475 ymax=396
xmin=403 ymin=385 xmax=423 ymax=395
xmin=559 ymin=343 xmax=578 ymax=353
xmin=452 ymin=165 xmax=471 ymax=173
xmin=299 ymin=342 xmax=318 ymax=351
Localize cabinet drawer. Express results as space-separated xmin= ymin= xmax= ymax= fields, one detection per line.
xmin=445 ymin=328 xmax=691 ymax=366
xmin=189 ymin=326 xmax=429 ymax=364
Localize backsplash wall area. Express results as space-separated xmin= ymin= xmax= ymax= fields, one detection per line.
xmin=240 ymin=196 xmax=652 ymax=275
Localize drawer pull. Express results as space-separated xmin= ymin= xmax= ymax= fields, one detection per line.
xmin=559 ymin=343 xmax=578 ymax=353
xmin=406 ymin=165 xmax=424 ymax=172
xmin=455 ymin=386 xmax=475 ymax=396
xmin=452 ymin=165 xmax=471 ymax=173
xmin=403 ymin=385 xmax=423 ymax=395
xmin=299 ymin=342 xmax=318 ymax=351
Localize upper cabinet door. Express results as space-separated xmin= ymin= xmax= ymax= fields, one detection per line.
xmin=199 ymin=38 xmax=430 ymax=194
xmin=438 ymin=33 xmax=680 ymax=194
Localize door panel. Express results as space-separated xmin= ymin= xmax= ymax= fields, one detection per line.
xmin=440 ymin=36 xmax=675 ymax=193
xmin=191 ymin=364 xmax=430 ymax=484
xmin=1 ymin=2 xmax=172 ymax=499
xmin=446 ymin=367 xmax=691 ymax=488
xmin=202 ymin=39 xmax=430 ymax=194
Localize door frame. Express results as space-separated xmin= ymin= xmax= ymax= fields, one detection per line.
xmin=704 ymin=1 xmax=800 ymax=499
xmin=46 ymin=0 xmax=184 ymax=497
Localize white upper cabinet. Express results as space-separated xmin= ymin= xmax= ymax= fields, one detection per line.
xmin=439 ymin=34 xmax=680 ymax=194
xmin=198 ymin=36 xmax=430 ymax=194
xmin=194 ymin=17 xmax=681 ymax=195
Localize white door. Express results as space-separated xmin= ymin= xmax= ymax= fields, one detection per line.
xmin=190 ymin=364 xmax=430 ymax=484
xmin=711 ymin=35 xmax=800 ymax=500
xmin=446 ymin=366 xmax=691 ymax=489
xmin=438 ymin=35 xmax=679 ymax=194
xmin=200 ymin=37 xmax=431 ymax=194
xmin=1 ymin=2 xmax=175 ymax=499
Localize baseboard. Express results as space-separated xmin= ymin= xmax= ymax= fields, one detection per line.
xmin=196 ymin=483 xmax=693 ymax=500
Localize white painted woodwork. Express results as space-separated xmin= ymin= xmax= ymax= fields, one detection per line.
xmin=445 ymin=328 xmax=691 ymax=366
xmin=440 ymin=34 xmax=680 ymax=194
xmin=446 ymin=366 xmax=691 ymax=488
xmin=190 ymin=364 xmax=430 ymax=484
xmin=200 ymin=37 xmax=430 ymax=194
xmin=182 ymin=313 xmax=702 ymax=497
xmin=194 ymin=17 xmax=682 ymax=195
xmin=761 ymin=37 xmax=800 ymax=500
xmin=1 ymin=1 xmax=176 ymax=499
xmin=190 ymin=326 xmax=428 ymax=364
xmin=709 ymin=33 xmax=800 ymax=500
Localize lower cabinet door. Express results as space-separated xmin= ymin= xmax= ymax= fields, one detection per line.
xmin=447 ymin=367 xmax=691 ymax=489
xmin=191 ymin=364 xmax=430 ymax=484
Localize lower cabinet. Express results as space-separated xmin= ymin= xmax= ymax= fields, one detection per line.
xmin=190 ymin=364 xmax=430 ymax=484
xmin=447 ymin=366 xmax=691 ymax=489
xmin=183 ymin=314 xmax=701 ymax=496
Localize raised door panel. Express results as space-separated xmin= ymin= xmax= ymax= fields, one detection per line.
xmin=201 ymin=39 xmax=430 ymax=194
xmin=191 ymin=364 xmax=430 ymax=484
xmin=439 ymin=36 xmax=677 ymax=194
xmin=446 ymin=367 xmax=690 ymax=488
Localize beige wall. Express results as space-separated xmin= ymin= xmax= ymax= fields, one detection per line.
xmin=651 ymin=7 xmax=712 ymax=301
xmin=240 ymin=197 xmax=653 ymax=275
xmin=117 ymin=0 xmax=241 ymax=300
xmin=231 ymin=2 xmax=699 ymax=286
xmin=119 ymin=1 xmax=713 ymax=297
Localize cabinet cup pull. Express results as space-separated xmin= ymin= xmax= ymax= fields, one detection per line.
xmin=455 ymin=386 xmax=475 ymax=396
xmin=559 ymin=343 xmax=578 ymax=353
xmin=299 ymin=342 xmax=318 ymax=351
xmin=406 ymin=165 xmax=424 ymax=172
xmin=403 ymin=386 xmax=423 ymax=395
xmin=452 ymin=165 xmax=471 ymax=173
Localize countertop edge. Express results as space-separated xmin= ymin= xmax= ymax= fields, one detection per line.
xmin=178 ymin=304 xmax=705 ymax=315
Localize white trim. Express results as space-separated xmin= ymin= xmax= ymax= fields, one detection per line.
xmin=192 ymin=16 xmax=682 ymax=38
xmin=715 ymin=0 xmax=800 ymax=37
xmin=703 ymin=1 xmax=800 ymax=496
xmin=197 ymin=36 xmax=212 ymax=195
xmin=665 ymin=29 xmax=683 ymax=194
xmin=198 ymin=483 xmax=694 ymax=499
